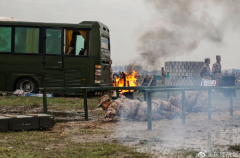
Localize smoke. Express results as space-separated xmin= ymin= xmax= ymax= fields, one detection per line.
xmin=137 ymin=0 xmax=240 ymax=67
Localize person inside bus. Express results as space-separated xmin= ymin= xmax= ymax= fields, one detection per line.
xmin=66 ymin=30 xmax=87 ymax=56
xmin=67 ymin=35 xmax=76 ymax=55
xmin=66 ymin=31 xmax=76 ymax=55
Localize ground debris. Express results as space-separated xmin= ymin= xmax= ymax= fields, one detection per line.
xmin=139 ymin=139 xmax=148 ymax=144
xmin=0 ymin=105 xmax=42 ymax=114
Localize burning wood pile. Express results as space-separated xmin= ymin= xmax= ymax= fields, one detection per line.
xmin=113 ymin=70 xmax=139 ymax=93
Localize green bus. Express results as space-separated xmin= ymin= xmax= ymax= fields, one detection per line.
xmin=0 ymin=20 xmax=111 ymax=93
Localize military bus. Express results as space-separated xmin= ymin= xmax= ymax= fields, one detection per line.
xmin=0 ymin=20 xmax=111 ymax=93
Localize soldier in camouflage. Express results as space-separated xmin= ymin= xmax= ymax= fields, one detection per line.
xmin=161 ymin=67 xmax=167 ymax=86
xmin=212 ymin=55 xmax=222 ymax=86
xmin=200 ymin=58 xmax=212 ymax=80
xmin=168 ymin=91 xmax=215 ymax=112
xmin=97 ymin=94 xmax=182 ymax=122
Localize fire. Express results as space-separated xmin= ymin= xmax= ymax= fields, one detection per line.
xmin=113 ymin=70 xmax=139 ymax=93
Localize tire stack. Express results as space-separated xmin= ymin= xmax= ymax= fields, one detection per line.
xmin=165 ymin=61 xmax=205 ymax=86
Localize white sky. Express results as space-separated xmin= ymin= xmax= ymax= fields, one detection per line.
xmin=1 ymin=0 xmax=239 ymax=70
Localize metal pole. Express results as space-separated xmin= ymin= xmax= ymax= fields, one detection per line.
xmin=116 ymin=90 xmax=120 ymax=98
xmin=84 ymin=88 xmax=88 ymax=121
xmin=182 ymin=91 xmax=185 ymax=124
xmin=208 ymin=89 xmax=212 ymax=120
xmin=147 ymin=92 xmax=152 ymax=130
xmin=43 ymin=89 xmax=47 ymax=114
xmin=167 ymin=91 xmax=170 ymax=100
xmin=230 ymin=89 xmax=233 ymax=116
xmin=144 ymin=92 xmax=147 ymax=101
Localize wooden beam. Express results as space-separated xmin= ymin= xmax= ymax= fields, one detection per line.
xmin=148 ymin=75 xmax=154 ymax=86
xmin=137 ymin=74 xmax=147 ymax=92
xmin=140 ymin=74 xmax=147 ymax=86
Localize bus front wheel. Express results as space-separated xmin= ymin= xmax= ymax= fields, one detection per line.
xmin=16 ymin=78 xmax=38 ymax=93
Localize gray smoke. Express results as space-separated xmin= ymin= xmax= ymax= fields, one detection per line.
xmin=138 ymin=0 xmax=240 ymax=67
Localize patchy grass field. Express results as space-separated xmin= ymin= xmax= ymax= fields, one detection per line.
xmin=0 ymin=96 xmax=99 ymax=111
xmin=0 ymin=95 xmax=151 ymax=157
xmin=1 ymin=90 xmax=240 ymax=157
xmin=1 ymin=89 xmax=239 ymax=111
xmin=0 ymin=122 xmax=150 ymax=158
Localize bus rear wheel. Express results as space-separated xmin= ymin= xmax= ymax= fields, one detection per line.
xmin=16 ymin=78 xmax=38 ymax=93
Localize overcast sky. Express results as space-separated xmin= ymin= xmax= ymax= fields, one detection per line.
xmin=1 ymin=0 xmax=240 ymax=70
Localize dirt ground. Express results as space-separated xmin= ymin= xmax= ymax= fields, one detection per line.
xmin=44 ymin=109 xmax=240 ymax=157
xmin=1 ymin=91 xmax=240 ymax=157
xmin=0 ymin=105 xmax=43 ymax=114
xmin=0 ymin=104 xmax=105 ymax=122
xmin=59 ymin=121 xmax=116 ymax=143
xmin=108 ymin=111 xmax=240 ymax=157
xmin=45 ymin=110 xmax=240 ymax=157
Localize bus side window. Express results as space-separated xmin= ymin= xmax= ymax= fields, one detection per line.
xmin=15 ymin=27 xmax=39 ymax=53
xmin=0 ymin=27 xmax=12 ymax=53
xmin=78 ymin=30 xmax=88 ymax=56
xmin=65 ymin=30 xmax=87 ymax=56
xmin=46 ymin=29 xmax=62 ymax=55
xmin=76 ymin=35 xmax=85 ymax=55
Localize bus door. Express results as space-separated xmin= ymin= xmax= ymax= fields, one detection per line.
xmin=42 ymin=28 xmax=63 ymax=70
xmin=41 ymin=28 xmax=64 ymax=91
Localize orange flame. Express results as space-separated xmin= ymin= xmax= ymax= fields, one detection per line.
xmin=113 ymin=70 xmax=138 ymax=93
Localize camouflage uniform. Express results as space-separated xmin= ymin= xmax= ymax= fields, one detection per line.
xmin=200 ymin=63 xmax=212 ymax=80
xmin=161 ymin=70 xmax=167 ymax=86
xmin=134 ymin=99 xmax=181 ymax=121
xmin=97 ymin=95 xmax=181 ymax=122
xmin=168 ymin=91 xmax=210 ymax=112
xmin=213 ymin=58 xmax=222 ymax=86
